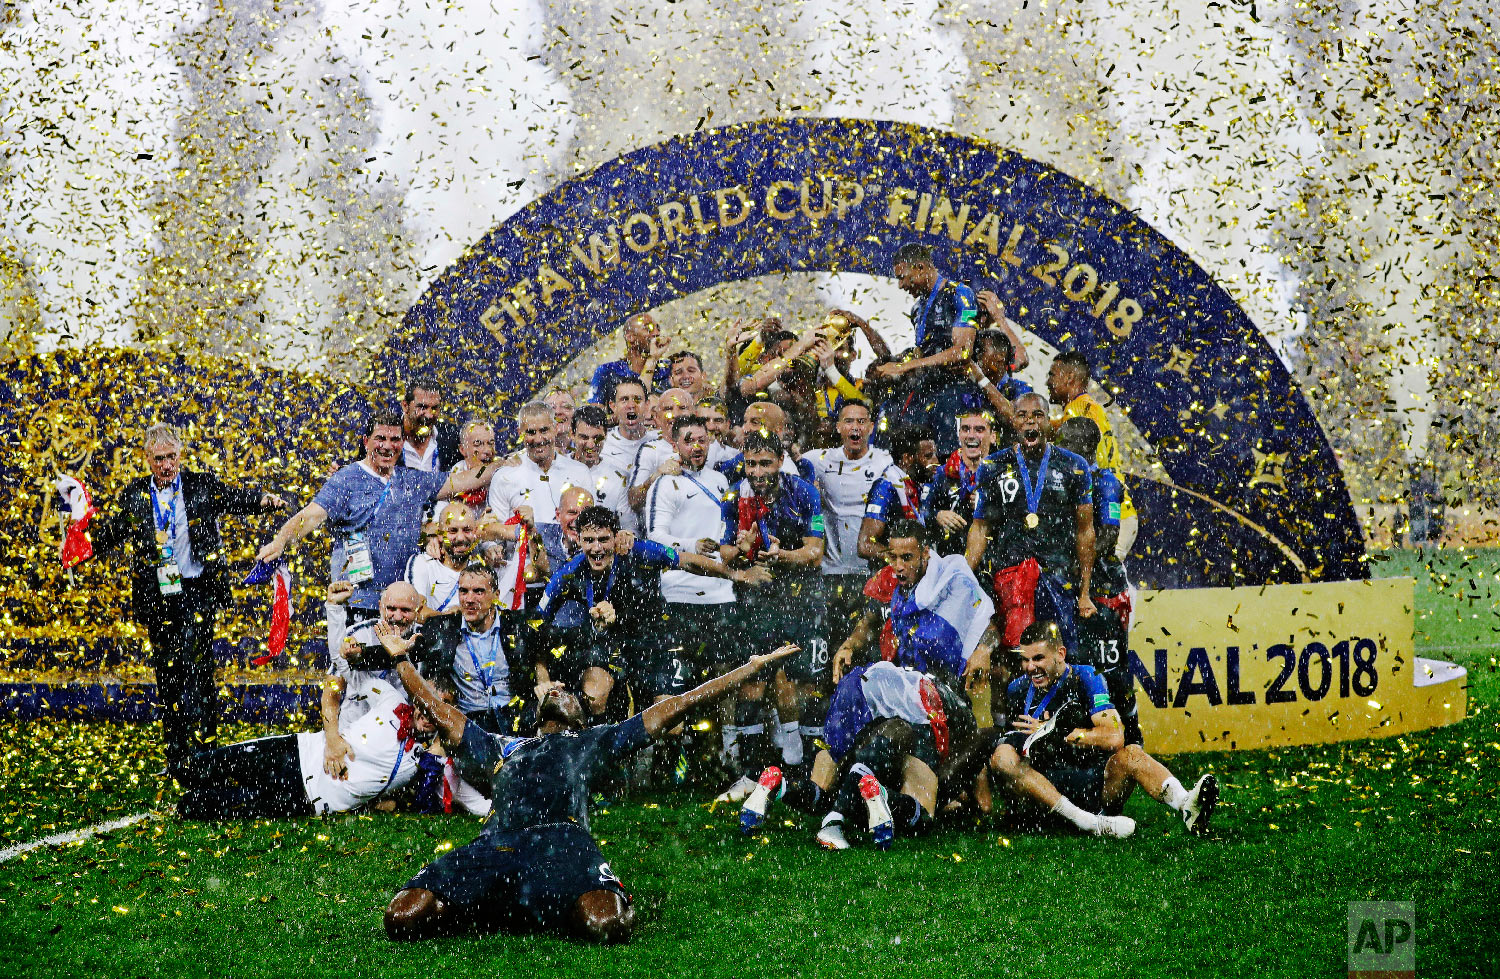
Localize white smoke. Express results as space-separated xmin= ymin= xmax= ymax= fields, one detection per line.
xmin=0 ymin=0 xmax=196 ymax=350
xmin=323 ymin=0 xmax=575 ymax=275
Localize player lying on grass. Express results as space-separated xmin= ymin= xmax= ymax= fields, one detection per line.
xmin=987 ymin=620 xmax=1218 ymax=837
xmin=739 ymin=661 xmax=985 ymax=851
xmin=176 ymin=673 xmax=488 ymax=820
xmin=377 ymin=624 xmax=800 ymax=944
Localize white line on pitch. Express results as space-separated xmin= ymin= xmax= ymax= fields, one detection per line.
xmin=0 ymin=811 xmax=157 ymax=864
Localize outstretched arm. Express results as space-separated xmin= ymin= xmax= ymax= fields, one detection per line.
xmin=641 ymin=644 xmax=799 ymax=739
xmin=256 ymin=501 xmax=328 ymax=563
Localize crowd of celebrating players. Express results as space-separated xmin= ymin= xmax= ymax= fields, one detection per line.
xmin=92 ymin=242 xmax=1218 ymax=943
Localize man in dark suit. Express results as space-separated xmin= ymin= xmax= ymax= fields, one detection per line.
xmin=399 ymin=377 xmax=462 ymax=472
xmin=91 ymin=422 xmax=286 ymax=780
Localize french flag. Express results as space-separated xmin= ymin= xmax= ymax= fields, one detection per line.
xmin=243 ymin=559 xmax=292 ymax=664
xmin=54 ymin=474 xmax=97 ymax=569
xmin=865 ymin=551 xmax=995 ymax=676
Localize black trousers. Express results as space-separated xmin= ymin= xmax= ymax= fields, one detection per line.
xmin=177 ymin=735 xmax=314 ymax=820
xmin=142 ymin=577 xmax=223 ymax=778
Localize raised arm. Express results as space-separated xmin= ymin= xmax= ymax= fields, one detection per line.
xmin=641 ymin=644 xmax=799 ymax=738
xmin=386 ymin=634 xmax=469 ymax=751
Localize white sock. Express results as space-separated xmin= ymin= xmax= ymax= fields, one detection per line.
xmin=722 ymin=725 xmax=741 ymax=764
xmin=1051 ymin=796 xmax=1102 ymax=833
xmin=822 ymin=810 xmax=844 ymax=828
xmin=779 ymin=720 xmax=804 ymax=765
xmin=1161 ymin=777 xmax=1188 ymax=811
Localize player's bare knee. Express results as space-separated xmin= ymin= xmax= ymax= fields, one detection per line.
xmin=990 ymin=744 xmax=1021 ymax=778
xmin=576 ymin=891 xmax=635 ymax=944
xmin=1117 ymin=743 xmax=1147 ymax=773
xmin=384 ymin=888 xmax=439 ymax=941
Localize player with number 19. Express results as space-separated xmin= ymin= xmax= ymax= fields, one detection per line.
xmin=966 ymin=392 xmax=1095 ymax=653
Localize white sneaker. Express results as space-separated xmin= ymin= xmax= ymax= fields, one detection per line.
xmin=1181 ymin=774 xmax=1218 ymax=835
xmin=715 ymin=775 xmax=758 ymax=804
xmin=1094 ymin=814 xmax=1136 ymax=838
xmin=816 ymin=823 xmax=850 ymax=850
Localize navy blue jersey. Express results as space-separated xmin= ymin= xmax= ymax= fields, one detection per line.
xmin=975 ymin=444 xmax=1092 ymax=579
xmin=1090 ymin=464 xmax=1128 ymax=596
xmin=1004 ymin=665 xmax=1114 ymax=769
xmin=922 ymin=452 xmax=987 ymax=557
xmin=908 ymin=277 xmax=978 ymax=389
xmin=721 ymin=473 xmax=824 ymax=599
xmin=456 ymin=714 xmax=650 ymax=836
xmin=864 ymin=471 xmax=924 ymax=527
xmin=536 ymin=540 xmax=679 ymax=643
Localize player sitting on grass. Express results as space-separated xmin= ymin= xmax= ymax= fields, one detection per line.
xmin=377 ymin=624 xmax=799 ymax=944
xmin=740 ymin=661 xmax=979 ymax=851
xmin=987 ymin=620 xmax=1218 ymax=838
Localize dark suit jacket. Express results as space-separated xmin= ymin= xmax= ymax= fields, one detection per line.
xmin=398 ymin=421 xmax=463 ymax=473
xmin=92 ymin=470 xmax=268 ymax=623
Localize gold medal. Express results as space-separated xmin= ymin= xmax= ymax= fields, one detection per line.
xmin=156 ymin=529 xmax=169 ymax=544
xmin=1025 ymin=512 xmax=1039 ymax=530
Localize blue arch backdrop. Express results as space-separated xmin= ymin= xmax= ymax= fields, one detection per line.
xmin=377 ymin=117 xmax=1366 ymax=585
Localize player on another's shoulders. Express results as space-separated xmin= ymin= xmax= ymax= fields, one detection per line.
xmin=986 ymin=620 xmax=1218 ymax=838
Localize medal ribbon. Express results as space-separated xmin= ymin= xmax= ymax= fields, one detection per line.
xmin=583 ymin=561 xmax=619 ymax=608
xmin=1014 ymin=445 xmax=1051 ymax=523
xmin=1025 ymin=664 xmax=1071 ymax=719
xmin=149 ymin=475 xmax=181 ymax=561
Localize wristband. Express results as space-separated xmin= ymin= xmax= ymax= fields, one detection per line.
xmin=389 ymin=653 xmax=410 ymax=666
xmin=978 ymin=375 xmax=995 ymax=390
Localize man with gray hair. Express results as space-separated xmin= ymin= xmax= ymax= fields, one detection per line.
xmin=482 ymin=401 xmax=589 ymax=609
xmin=92 ymin=422 xmax=287 ymax=782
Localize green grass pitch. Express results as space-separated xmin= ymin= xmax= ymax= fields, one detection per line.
xmin=3 ymin=548 xmax=1496 ymax=978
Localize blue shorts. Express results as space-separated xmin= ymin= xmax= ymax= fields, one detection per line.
xmin=401 ymin=822 xmax=628 ymax=934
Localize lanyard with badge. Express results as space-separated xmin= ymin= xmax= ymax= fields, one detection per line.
xmin=345 ymin=477 xmax=393 ymax=584
xmin=463 ymin=627 xmax=504 ymax=703
xmin=149 ymin=476 xmax=184 ymax=596
xmin=680 ymin=468 xmax=720 ymax=507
